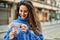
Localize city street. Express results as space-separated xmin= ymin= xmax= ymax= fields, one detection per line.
xmin=42 ymin=23 xmax=60 ymax=40
xmin=0 ymin=23 xmax=60 ymax=40
xmin=0 ymin=25 xmax=8 ymax=40
xmin=0 ymin=0 xmax=60 ymax=40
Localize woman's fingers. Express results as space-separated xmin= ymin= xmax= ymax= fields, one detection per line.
xmin=10 ymin=32 xmax=14 ymax=39
xmin=10 ymin=34 xmax=14 ymax=39
xmin=9 ymin=31 xmax=17 ymax=39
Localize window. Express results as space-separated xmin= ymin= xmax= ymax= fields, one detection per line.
xmin=56 ymin=1 xmax=60 ymax=7
xmin=0 ymin=2 xmax=11 ymax=25
xmin=0 ymin=2 xmax=10 ymax=8
xmin=0 ymin=3 xmax=4 ymax=8
xmin=40 ymin=0 xmax=44 ymax=1
xmin=46 ymin=0 xmax=51 ymax=5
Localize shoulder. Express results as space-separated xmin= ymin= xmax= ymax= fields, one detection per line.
xmin=28 ymin=30 xmax=34 ymax=34
xmin=29 ymin=30 xmax=44 ymax=37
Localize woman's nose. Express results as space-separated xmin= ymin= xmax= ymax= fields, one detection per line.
xmin=22 ymin=12 xmax=24 ymax=15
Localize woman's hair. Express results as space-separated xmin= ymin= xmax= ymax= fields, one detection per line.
xmin=15 ymin=0 xmax=42 ymax=35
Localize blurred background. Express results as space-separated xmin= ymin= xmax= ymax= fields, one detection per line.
xmin=0 ymin=0 xmax=60 ymax=40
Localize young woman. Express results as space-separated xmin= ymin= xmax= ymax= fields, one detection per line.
xmin=4 ymin=0 xmax=44 ymax=40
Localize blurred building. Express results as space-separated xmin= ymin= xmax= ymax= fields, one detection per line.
xmin=55 ymin=0 xmax=60 ymax=20
xmin=31 ymin=0 xmax=60 ymax=22
xmin=0 ymin=0 xmax=17 ymax=25
xmin=0 ymin=0 xmax=60 ymax=25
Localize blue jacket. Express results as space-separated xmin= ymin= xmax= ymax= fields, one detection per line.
xmin=4 ymin=29 xmax=44 ymax=40
xmin=4 ymin=16 xmax=44 ymax=40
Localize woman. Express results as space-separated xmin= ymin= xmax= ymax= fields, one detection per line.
xmin=4 ymin=0 xmax=44 ymax=40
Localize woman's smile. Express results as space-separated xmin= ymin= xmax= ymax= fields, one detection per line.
xmin=19 ymin=5 xmax=28 ymax=19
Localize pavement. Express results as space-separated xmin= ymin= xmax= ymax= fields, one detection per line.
xmin=0 ymin=21 xmax=60 ymax=40
xmin=0 ymin=25 xmax=8 ymax=33
xmin=0 ymin=25 xmax=8 ymax=40
xmin=42 ymin=23 xmax=60 ymax=40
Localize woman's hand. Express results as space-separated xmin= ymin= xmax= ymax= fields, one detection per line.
xmin=21 ymin=24 xmax=28 ymax=32
xmin=9 ymin=31 xmax=17 ymax=40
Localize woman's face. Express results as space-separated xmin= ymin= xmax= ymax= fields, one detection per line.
xmin=19 ymin=5 xmax=28 ymax=18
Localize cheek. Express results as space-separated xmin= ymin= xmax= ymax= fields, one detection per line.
xmin=19 ymin=11 xmax=21 ymax=15
xmin=25 ymin=13 xmax=28 ymax=16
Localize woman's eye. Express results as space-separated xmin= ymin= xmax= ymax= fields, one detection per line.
xmin=20 ymin=10 xmax=22 ymax=12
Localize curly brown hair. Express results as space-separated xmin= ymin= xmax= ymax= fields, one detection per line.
xmin=15 ymin=0 xmax=42 ymax=35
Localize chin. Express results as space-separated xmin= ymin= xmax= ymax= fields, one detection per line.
xmin=21 ymin=16 xmax=27 ymax=18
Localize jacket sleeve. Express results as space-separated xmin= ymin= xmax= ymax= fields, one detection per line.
xmin=34 ymin=32 xmax=44 ymax=40
xmin=3 ymin=29 xmax=12 ymax=40
xmin=4 ymin=21 xmax=19 ymax=40
xmin=39 ymin=32 xmax=44 ymax=40
xmin=4 ymin=29 xmax=18 ymax=40
xmin=29 ymin=30 xmax=44 ymax=40
xmin=4 ymin=21 xmax=14 ymax=40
